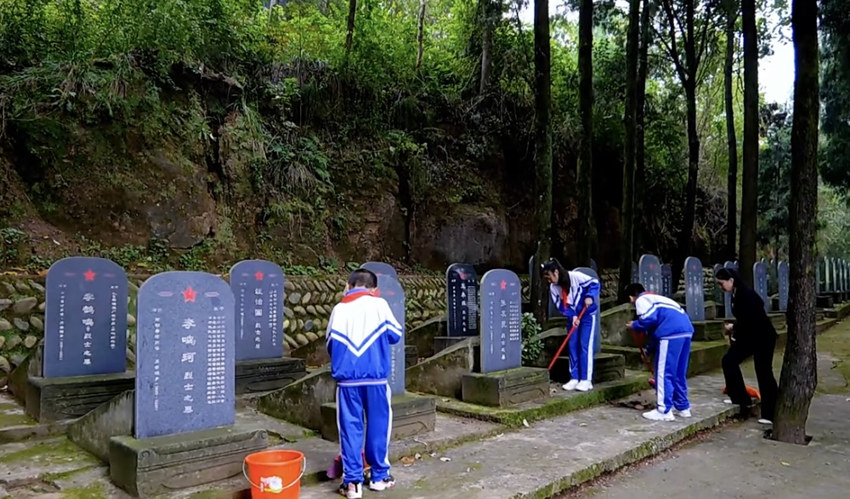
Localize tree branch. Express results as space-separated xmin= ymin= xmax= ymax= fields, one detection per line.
xmin=660 ymin=0 xmax=689 ymax=84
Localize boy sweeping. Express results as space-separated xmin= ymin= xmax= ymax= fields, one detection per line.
xmin=625 ymin=283 xmax=694 ymax=422
xmin=326 ymin=269 xmax=402 ymax=498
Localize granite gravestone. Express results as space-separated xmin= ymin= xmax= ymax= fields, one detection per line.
xmin=816 ymin=257 xmax=822 ymax=294
xmin=684 ymin=257 xmax=705 ymax=321
xmin=362 ymin=262 xmax=398 ymax=280
xmin=446 ymin=264 xmax=479 ymax=337
xmin=826 ymin=258 xmax=833 ymax=293
xmin=778 ymin=261 xmax=789 ymax=312
xmin=754 ymin=262 xmax=769 ymax=313
xmin=574 ymin=267 xmax=602 ymax=354
xmin=479 ymin=270 xmax=522 ymax=374
xmin=722 ymin=261 xmax=735 ymax=318
xmin=135 ymin=272 xmax=235 ymax=439
xmin=229 ymin=260 xmax=285 ymax=361
xmin=639 ymin=254 xmax=662 ymax=294
xmin=376 ymin=274 xmax=406 ymax=396
xmin=43 ymin=257 xmax=128 ymax=378
xmin=661 ymin=264 xmax=673 ymax=298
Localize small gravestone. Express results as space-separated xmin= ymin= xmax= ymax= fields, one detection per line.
xmin=816 ymin=257 xmax=822 ymax=294
xmin=462 ymin=270 xmax=548 ymax=408
xmin=110 ymin=271 xmax=268 ymax=497
xmin=778 ymin=261 xmax=789 ymax=312
xmin=754 ymin=262 xmax=769 ymax=313
xmin=25 ymin=257 xmax=134 ymax=422
xmin=446 ymin=263 xmax=478 ymax=337
xmin=826 ymin=258 xmax=833 ymax=293
xmin=362 ymin=261 xmax=398 ymax=280
xmin=229 ymin=260 xmax=305 ymax=394
xmin=685 ymin=257 xmax=705 ymax=322
xmin=661 ymin=264 xmax=673 ymax=298
xmin=639 ymin=254 xmax=662 ymax=294
xmin=321 ymin=272 xmax=436 ymax=442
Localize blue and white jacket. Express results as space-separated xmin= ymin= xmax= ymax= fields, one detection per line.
xmin=632 ymin=292 xmax=694 ymax=340
xmin=326 ymin=288 xmax=403 ymax=385
xmin=549 ymin=269 xmax=601 ymax=320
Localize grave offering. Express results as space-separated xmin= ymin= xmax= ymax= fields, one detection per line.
xmin=229 ymin=260 xmax=305 ymax=394
xmin=110 ymin=271 xmax=268 ymax=497
xmin=320 ymin=271 xmax=435 ymax=442
xmin=461 ymin=269 xmax=549 ymax=407
xmin=435 ymin=263 xmax=479 ymax=353
xmin=778 ymin=261 xmax=789 ymax=312
xmin=661 ymin=264 xmax=673 ymax=298
xmin=639 ymin=254 xmax=662 ymax=294
xmin=685 ymin=257 xmax=705 ymax=322
xmin=25 ymin=257 xmax=134 ymax=422
xmin=754 ymin=262 xmax=769 ymax=313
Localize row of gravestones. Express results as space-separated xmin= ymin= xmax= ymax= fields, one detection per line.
xmin=816 ymin=256 xmax=850 ymax=295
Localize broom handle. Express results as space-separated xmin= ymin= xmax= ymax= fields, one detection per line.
xmin=547 ymin=307 xmax=587 ymax=371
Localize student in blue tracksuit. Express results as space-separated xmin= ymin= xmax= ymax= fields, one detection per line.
xmin=625 ymin=283 xmax=695 ymax=422
xmin=326 ymin=269 xmax=402 ymax=499
xmin=541 ymin=258 xmax=601 ymax=392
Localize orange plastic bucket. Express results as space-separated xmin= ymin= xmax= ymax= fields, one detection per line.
xmin=243 ymin=449 xmax=306 ymax=499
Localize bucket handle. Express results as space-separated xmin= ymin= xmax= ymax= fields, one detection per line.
xmin=242 ymin=455 xmax=307 ymax=493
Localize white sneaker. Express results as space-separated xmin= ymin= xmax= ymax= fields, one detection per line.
xmin=642 ymin=409 xmax=675 ymax=421
xmin=675 ymin=409 xmax=692 ymax=418
xmin=758 ymin=419 xmax=773 ymax=425
xmin=369 ymin=476 xmax=396 ymax=491
xmin=723 ymin=399 xmax=733 ymax=404
xmin=575 ymin=380 xmax=593 ymax=392
xmin=339 ymin=482 xmax=362 ymax=499
xmin=562 ymin=379 xmax=579 ymax=391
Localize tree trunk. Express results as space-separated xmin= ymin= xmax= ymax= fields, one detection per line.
xmin=739 ymin=0 xmax=758 ymax=282
xmin=674 ymin=80 xmax=699 ymax=286
xmin=619 ymin=0 xmax=641 ymax=302
xmin=773 ymin=0 xmax=819 ymax=445
xmin=416 ymin=0 xmax=426 ymax=70
xmin=345 ymin=0 xmax=357 ymax=57
xmin=480 ymin=0 xmax=495 ymax=94
xmin=634 ymin=0 xmax=651 ymax=255
xmin=532 ymin=0 xmax=553 ymax=323
xmin=724 ymin=0 xmax=739 ymax=261
xmin=576 ymin=0 xmax=595 ymax=268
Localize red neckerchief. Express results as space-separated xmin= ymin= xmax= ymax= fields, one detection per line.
xmin=340 ymin=289 xmax=380 ymax=303
xmin=560 ymin=288 xmax=570 ymax=307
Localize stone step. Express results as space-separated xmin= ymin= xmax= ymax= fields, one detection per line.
xmin=549 ymin=352 xmax=625 ymax=384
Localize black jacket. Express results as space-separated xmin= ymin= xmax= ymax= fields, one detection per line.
xmin=731 ymin=286 xmax=777 ymax=342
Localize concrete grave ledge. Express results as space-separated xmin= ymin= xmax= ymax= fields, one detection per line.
xmin=824 ymin=300 xmax=850 ymax=320
xmin=406 ymin=337 xmax=479 ymax=399
xmin=437 ymin=374 xmax=651 ymax=427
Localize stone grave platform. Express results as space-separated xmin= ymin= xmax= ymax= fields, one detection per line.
xmin=549 ymin=352 xmax=625 ymax=385
xmin=433 ymin=335 xmax=469 ymax=354
xmin=824 ymin=300 xmax=850 ymax=320
xmin=235 ymin=356 xmax=307 ymax=394
xmin=461 ymin=366 xmax=549 ymax=408
xmin=25 ymin=371 xmax=135 ymax=423
xmin=319 ymin=393 xmax=437 ymax=442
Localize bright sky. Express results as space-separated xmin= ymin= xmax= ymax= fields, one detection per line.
xmin=517 ymin=1 xmax=795 ymax=104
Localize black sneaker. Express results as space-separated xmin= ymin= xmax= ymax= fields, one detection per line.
xmin=369 ymin=476 xmax=396 ymax=491
xmin=338 ymin=481 xmax=362 ymax=499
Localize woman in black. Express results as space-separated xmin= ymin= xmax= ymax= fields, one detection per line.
xmin=715 ymin=267 xmax=778 ymax=425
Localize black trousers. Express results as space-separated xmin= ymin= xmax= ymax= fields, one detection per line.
xmin=721 ymin=334 xmax=778 ymax=421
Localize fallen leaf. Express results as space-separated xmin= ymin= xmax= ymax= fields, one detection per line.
xmin=635 ymin=404 xmax=645 ymax=410
xmin=440 ymin=457 xmax=452 ymax=462
xmin=400 ymin=456 xmax=415 ymax=467
xmin=781 ymin=461 xmax=791 ymax=467
xmin=579 ymin=422 xmax=588 ymax=427
xmin=522 ymin=419 xmax=530 ymax=427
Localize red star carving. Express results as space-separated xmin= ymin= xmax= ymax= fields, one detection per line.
xmin=83 ymin=269 xmax=96 ymax=282
xmin=500 ymin=280 xmax=507 ymax=290
xmin=182 ymin=286 xmax=197 ymax=303
xmin=459 ymin=272 xmax=467 ymax=280
xmin=254 ymin=271 xmax=264 ymax=281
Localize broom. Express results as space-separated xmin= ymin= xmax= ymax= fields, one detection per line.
xmin=630 ymin=327 xmax=656 ymax=388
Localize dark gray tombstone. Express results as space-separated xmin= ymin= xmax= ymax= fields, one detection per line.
xmin=43 ymin=257 xmax=128 ymax=378
xmin=631 ymin=261 xmax=639 ymax=285
xmin=229 ymin=260 xmax=285 ymax=361
xmin=661 ymin=264 xmax=673 ymax=298
xmin=826 ymin=258 xmax=833 ymax=292
xmin=816 ymin=257 xmax=822 ymax=294
xmin=754 ymin=262 xmax=769 ymax=313
xmin=778 ymin=261 xmax=789 ymax=312
xmin=574 ymin=267 xmax=602 ymax=354
xmin=446 ymin=264 xmax=479 ymax=337
xmin=135 ymin=272 xmax=235 ymax=439
xmin=639 ymin=254 xmax=662 ymax=294
xmin=684 ymin=257 xmax=705 ymax=321
xmin=376 ymin=274 xmax=406 ymax=396
xmin=479 ymin=269 xmax=522 ymax=374
xmin=362 ymin=262 xmax=398 ymax=280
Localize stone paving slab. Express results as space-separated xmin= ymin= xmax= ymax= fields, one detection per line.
xmin=299 ymin=372 xmax=738 ymax=499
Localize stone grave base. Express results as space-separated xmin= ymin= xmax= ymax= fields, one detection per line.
xmin=319 ymin=393 xmax=437 ymax=442
xmin=549 ymin=353 xmax=625 ymax=384
xmin=109 ymin=425 xmax=268 ymax=498
xmin=405 ymin=345 xmax=419 ymax=368
xmin=433 ymin=336 xmax=471 ymax=354
xmin=817 ymin=295 xmax=834 ymax=309
xmin=692 ymin=321 xmax=726 ymax=341
xmin=25 ymin=371 xmax=135 ymax=422
xmin=235 ymin=357 xmax=307 ymax=394
xmin=461 ymin=367 xmax=549 ymax=408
